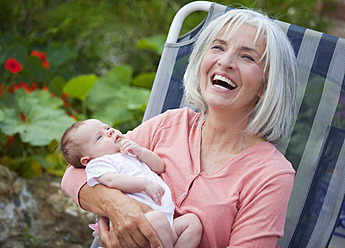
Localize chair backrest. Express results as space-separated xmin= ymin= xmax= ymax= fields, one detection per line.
xmin=143 ymin=2 xmax=345 ymax=248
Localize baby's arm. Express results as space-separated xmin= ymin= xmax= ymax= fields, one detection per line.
xmin=97 ymin=172 xmax=165 ymax=205
xmin=120 ymin=139 xmax=164 ymax=174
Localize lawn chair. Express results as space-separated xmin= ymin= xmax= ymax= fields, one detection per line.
xmin=143 ymin=1 xmax=345 ymax=248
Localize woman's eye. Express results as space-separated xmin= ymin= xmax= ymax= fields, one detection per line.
xmin=106 ymin=126 xmax=110 ymax=130
xmin=212 ymin=45 xmax=224 ymax=51
xmin=242 ymin=55 xmax=255 ymax=62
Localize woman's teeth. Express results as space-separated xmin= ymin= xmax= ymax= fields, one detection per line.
xmin=212 ymin=75 xmax=237 ymax=90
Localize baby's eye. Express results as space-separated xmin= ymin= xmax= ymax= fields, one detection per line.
xmin=97 ymin=135 xmax=103 ymax=140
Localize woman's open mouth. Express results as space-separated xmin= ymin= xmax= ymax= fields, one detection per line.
xmin=212 ymin=74 xmax=237 ymax=90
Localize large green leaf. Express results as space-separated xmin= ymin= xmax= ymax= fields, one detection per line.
xmin=132 ymin=72 xmax=155 ymax=89
xmin=24 ymin=56 xmax=47 ymax=82
xmin=47 ymin=42 xmax=78 ymax=67
xmin=136 ymin=34 xmax=165 ymax=55
xmin=0 ymin=89 xmax=75 ymax=146
xmin=49 ymin=76 xmax=66 ymax=95
xmin=0 ymin=108 xmax=4 ymax=122
xmin=63 ymin=74 xmax=98 ymax=101
xmin=86 ymin=65 xmax=149 ymax=128
xmin=86 ymin=65 xmax=133 ymax=112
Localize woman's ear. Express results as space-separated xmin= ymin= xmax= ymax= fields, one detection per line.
xmin=257 ymin=79 xmax=267 ymax=98
xmin=80 ymin=156 xmax=91 ymax=166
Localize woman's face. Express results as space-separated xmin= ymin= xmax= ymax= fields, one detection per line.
xmin=199 ymin=23 xmax=266 ymax=117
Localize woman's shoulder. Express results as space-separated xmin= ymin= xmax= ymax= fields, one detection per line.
xmin=160 ymin=107 xmax=197 ymax=119
xmin=148 ymin=107 xmax=199 ymax=127
xmin=244 ymin=142 xmax=295 ymax=174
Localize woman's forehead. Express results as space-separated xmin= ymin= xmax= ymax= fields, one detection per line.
xmin=216 ymin=23 xmax=266 ymax=50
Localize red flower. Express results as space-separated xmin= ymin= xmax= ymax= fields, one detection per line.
xmin=6 ymin=136 xmax=15 ymax=146
xmin=5 ymin=58 xmax=22 ymax=74
xmin=20 ymin=113 xmax=26 ymax=122
xmin=64 ymin=101 xmax=71 ymax=108
xmin=32 ymin=82 xmax=38 ymax=91
xmin=31 ymin=50 xmax=49 ymax=68
xmin=12 ymin=82 xmax=33 ymax=93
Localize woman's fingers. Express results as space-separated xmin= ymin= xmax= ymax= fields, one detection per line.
xmin=99 ymin=215 xmax=161 ymax=248
xmin=98 ymin=217 xmax=120 ymax=248
xmin=114 ymin=210 xmax=151 ymax=248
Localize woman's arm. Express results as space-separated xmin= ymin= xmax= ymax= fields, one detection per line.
xmin=228 ymin=173 xmax=294 ymax=247
xmin=61 ymin=166 xmax=162 ymax=248
xmin=80 ymin=182 xmax=163 ymax=248
xmin=60 ymin=165 xmax=87 ymax=207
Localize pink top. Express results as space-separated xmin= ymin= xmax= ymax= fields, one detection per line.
xmin=61 ymin=107 xmax=295 ymax=248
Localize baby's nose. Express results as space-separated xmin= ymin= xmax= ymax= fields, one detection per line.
xmin=107 ymin=128 xmax=115 ymax=137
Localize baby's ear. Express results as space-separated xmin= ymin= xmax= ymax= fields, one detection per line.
xmin=80 ymin=156 xmax=91 ymax=166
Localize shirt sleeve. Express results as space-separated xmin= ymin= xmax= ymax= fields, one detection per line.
xmin=60 ymin=165 xmax=87 ymax=207
xmin=228 ymin=172 xmax=294 ymax=247
xmin=86 ymin=155 xmax=121 ymax=187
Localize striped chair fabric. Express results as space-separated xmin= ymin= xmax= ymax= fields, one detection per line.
xmin=143 ymin=2 xmax=345 ymax=248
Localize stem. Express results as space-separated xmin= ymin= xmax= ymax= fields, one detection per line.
xmin=82 ymin=99 xmax=87 ymax=117
xmin=257 ymin=0 xmax=264 ymax=9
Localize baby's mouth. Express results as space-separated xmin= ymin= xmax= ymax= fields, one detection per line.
xmin=114 ymin=136 xmax=122 ymax=143
xmin=212 ymin=74 xmax=237 ymax=90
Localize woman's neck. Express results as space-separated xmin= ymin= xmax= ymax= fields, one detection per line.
xmin=200 ymin=111 xmax=264 ymax=173
xmin=202 ymin=119 xmax=247 ymax=156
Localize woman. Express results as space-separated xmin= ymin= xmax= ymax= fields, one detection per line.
xmin=61 ymin=8 xmax=297 ymax=248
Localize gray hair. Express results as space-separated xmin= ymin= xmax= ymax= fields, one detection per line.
xmin=184 ymin=8 xmax=297 ymax=144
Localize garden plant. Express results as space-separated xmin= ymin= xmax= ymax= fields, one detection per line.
xmin=0 ymin=0 xmax=340 ymax=178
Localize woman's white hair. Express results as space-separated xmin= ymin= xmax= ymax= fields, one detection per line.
xmin=184 ymin=8 xmax=297 ymax=144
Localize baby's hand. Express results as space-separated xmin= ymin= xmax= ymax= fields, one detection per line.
xmin=144 ymin=182 xmax=165 ymax=206
xmin=120 ymin=139 xmax=143 ymax=157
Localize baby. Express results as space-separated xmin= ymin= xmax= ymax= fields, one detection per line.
xmin=59 ymin=119 xmax=202 ymax=248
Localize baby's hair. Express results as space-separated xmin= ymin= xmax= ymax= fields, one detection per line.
xmin=58 ymin=120 xmax=87 ymax=168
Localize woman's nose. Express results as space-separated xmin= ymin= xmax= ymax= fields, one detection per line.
xmin=217 ymin=53 xmax=237 ymax=70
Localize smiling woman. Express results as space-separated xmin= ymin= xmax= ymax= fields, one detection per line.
xmin=199 ymin=23 xmax=266 ymax=123
xmin=184 ymin=9 xmax=297 ymax=144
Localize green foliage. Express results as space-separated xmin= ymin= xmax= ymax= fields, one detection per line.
xmin=222 ymin=0 xmax=339 ymax=32
xmin=0 ymin=89 xmax=74 ymax=146
xmin=0 ymin=0 xmax=341 ymax=178
xmin=86 ymin=65 xmax=150 ymax=132
xmin=63 ymin=75 xmax=98 ymax=101
xmin=137 ymin=35 xmax=166 ymax=55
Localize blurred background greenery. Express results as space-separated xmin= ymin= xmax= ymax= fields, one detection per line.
xmin=0 ymin=0 xmax=343 ymax=178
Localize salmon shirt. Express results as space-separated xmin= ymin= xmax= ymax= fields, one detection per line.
xmin=61 ymin=107 xmax=295 ymax=247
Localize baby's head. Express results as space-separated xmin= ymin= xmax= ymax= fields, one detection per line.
xmin=59 ymin=119 xmax=124 ymax=168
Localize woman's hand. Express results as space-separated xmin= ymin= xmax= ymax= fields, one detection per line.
xmin=79 ymin=184 xmax=162 ymax=248
xmin=101 ymin=198 xmax=162 ymax=248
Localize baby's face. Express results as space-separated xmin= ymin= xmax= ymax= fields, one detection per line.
xmin=77 ymin=119 xmax=124 ymax=159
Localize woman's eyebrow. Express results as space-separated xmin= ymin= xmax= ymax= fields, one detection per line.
xmin=213 ymin=39 xmax=226 ymax=44
xmin=241 ymin=46 xmax=261 ymax=57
